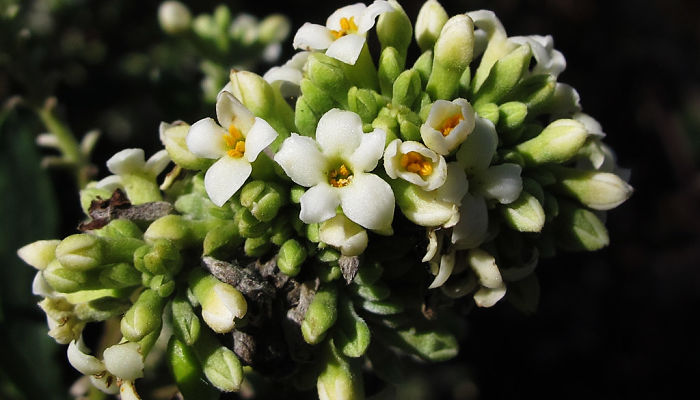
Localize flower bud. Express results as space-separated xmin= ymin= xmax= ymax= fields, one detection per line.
xmin=555 ymin=201 xmax=610 ymax=251
xmin=17 ymin=239 xmax=60 ymax=270
xmin=121 ymin=289 xmax=166 ymax=342
xmin=149 ymin=274 xmax=176 ymax=297
xmin=505 ymin=73 xmax=556 ymax=114
xmin=158 ymin=1 xmax=191 ymax=35
xmin=306 ymin=53 xmax=351 ymax=108
xmin=144 ymin=214 xmax=192 ymax=248
xmin=244 ymin=235 xmax=272 ymax=257
xmin=93 ymin=219 xmax=143 ymax=240
xmin=498 ymin=101 xmax=528 ymax=132
xmin=427 ymin=15 xmax=474 ymax=100
xmin=74 ymin=297 xmax=130 ymax=322
xmin=295 ymin=96 xmax=322 ymax=137
xmin=378 ymin=47 xmax=402 ymax=96
xmin=474 ymin=102 xmax=500 ymax=125
xmin=347 ymin=87 xmax=381 ymax=124
xmin=334 ymin=298 xmax=371 ymax=358
xmin=67 ymin=337 xmax=104 ymax=376
xmin=55 ymin=234 xmax=104 ymax=271
xmin=317 ymin=340 xmax=364 ymax=400
xmin=500 ymin=191 xmax=546 ymax=233
xmin=301 ymin=285 xmax=338 ymax=345
xmin=43 ymin=260 xmax=99 ymax=293
xmin=392 ymin=69 xmax=422 ymax=108
xmin=171 ymin=295 xmax=201 ymax=346
xmin=103 ymin=342 xmax=144 ymax=381
xmin=377 ymin=0 xmax=412 ymax=59
xmin=202 ymin=345 xmax=243 ymax=392
xmin=240 ymin=180 xmax=288 ymax=222
xmin=133 ymin=238 xmax=182 ymax=277
xmin=389 ymin=178 xmax=459 ymax=227
xmin=190 ymin=269 xmax=247 ymax=334
xmin=319 ymin=214 xmax=369 ymax=257
xmin=301 ymin=78 xmax=338 ymax=117
xmin=203 ymin=221 xmax=242 ymax=257
xmin=515 ymin=119 xmax=587 ymax=165
xmin=412 ymin=50 xmax=433 ymax=85
xmin=551 ymin=166 xmax=633 ymax=210
xmin=354 ymin=261 xmax=383 ymax=286
xmin=473 ymin=44 xmax=532 ymax=106
xmin=236 ymin=208 xmax=271 ymax=239
xmin=277 ymin=239 xmax=307 ymax=276
xmin=99 ymin=263 xmax=141 ymax=289
xmin=415 ymin=0 xmax=449 ymax=52
xmin=167 ymin=337 xmax=218 ymax=400
xmin=160 ymin=122 xmax=212 ymax=171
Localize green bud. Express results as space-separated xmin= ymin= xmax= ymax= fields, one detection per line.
xmin=79 ymin=186 xmax=112 ymax=215
xmin=473 ymin=44 xmax=532 ymax=106
xmin=397 ymin=109 xmax=422 ymax=141
xmin=121 ymin=289 xmax=166 ymax=342
xmin=213 ymin=5 xmax=231 ymax=33
xmin=43 ymin=259 xmax=99 ymax=293
xmin=474 ymin=102 xmax=500 ymax=125
xmin=171 ymin=295 xmax=201 ymax=346
xmin=99 ymin=263 xmax=141 ymax=289
xmin=389 ymin=177 xmax=459 ymax=227
xmin=317 ymin=340 xmax=364 ymax=400
xmin=269 ymin=215 xmax=293 ymax=246
xmin=74 ymin=297 xmax=130 ymax=322
xmin=415 ymin=0 xmax=449 ymax=52
xmin=161 ymin=122 xmax=213 ymax=171
xmin=348 ymin=87 xmax=380 ymax=124
xmin=515 ymin=119 xmax=588 ymax=166
xmin=427 ymin=14 xmax=474 ymax=100
xmin=158 ymin=1 xmax=192 ymax=34
xmin=190 ymin=269 xmax=247 ymax=334
xmin=306 ymin=53 xmax=350 ymax=108
xmin=94 ymin=219 xmax=144 ymax=240
xmin=103 ymin=342 xmax=144 ymax=381
xmin=301 ymin=285 xmax=338 ymax=345
xmin=144 ymin=214 xmax=192 ymax=247
xmin=244 ymin=235 xmax=271 ymax=258
xmin=412 ymin=50 xmax=433 ymax=85
xmin=295 ymin=96 xmax=321 ymax=137
xmin=334 ymin=298 xmax=371 ymax=358
xmin=378 ymin=46 xmax=402 ymax=96
xmin=300 ymin=78 xmax=338 ymax=117
xmin=458 ymin=66 xmax=472 ymax=98
xmin=372 ymin=114 xmax=401 ymax=145
xmin=500 ymin=191 xmax=546 ymax=233
xmin=168 ymin=337 xmax=218 ymax=400
xmin=551 ymin=166 xmax=633 ymax=210
xmin=257 ymin=14 xmax=291 ymax=44
xmin=203 ymin=221 xmax=242 ymax=257
xmin=498 ymin=101 xmax=528 ymax=132
xmin=236 ymin=208 xmax=271 ymax=238
xmin=133 ymin=238 xmax=182 ymax=276
xmin=505 ymin=73 xmax=556 ymax=114
xmin=192 ymin=14 xmax=217 ymax=40
xmin=395 ymin=327 xmax=458 ymax=362
xmin=202 ymin=345 xmax=243 ymax=392
xmin=392 ymin=69 xmax=422 ymax=108
xmin=555 ymin=201 xmax=609 ymax=251
xmin=377 ymin=0 xmax=412 ymax=59
xmin=240 ymin=180 xmax=288 ymax=222
xmin=306 ymin=222 xmax=321 ymax=243
xmin=55 ymin=234 xmax=104 ymax=271
xmin=150 ymin=274 xmax=176 ymax=297
xmin=290 ymin=185 xmax=306 ymax=204
xmin=522 ymin=178 xmax=545 ymax=205
xmin=17 ymin=239 xmax=60 ymax=270
xmin=278 ymin=239 xmax=307 ymax=277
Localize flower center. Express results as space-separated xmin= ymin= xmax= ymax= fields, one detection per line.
xmin=328 ymin=164 xmax=353 ymax=187
xmin=440 ymin=113 xmax=464 ymax=137
xmin=400 ymin=151 xmax=433 ymax=177
xmin=330 ymin=17 xmax=358 ymax=39
xmin=224 ymin=124 xmax=246 ymax=158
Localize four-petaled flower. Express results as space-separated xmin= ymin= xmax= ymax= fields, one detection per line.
xmin=383 ymin=139 xmax=447 ymax=191
xmin=186 ymin=91 xmax=278 ymax=207
xmin=420 ymin=98 xmax=476 ymax=155
xmin=275 ymin=109 xmax=394 ymax=231
xmin=292 ymin=1 xmax=393 ymax=65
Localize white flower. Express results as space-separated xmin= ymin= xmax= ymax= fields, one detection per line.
xmin=263 ymin=51 xmax=310 ymax=98
xmin=509 ymin=34 xmax=566 ymax=78
xmin=420 ymin=98 xmax=476 ymax=155
xmin=383 ymin=139 xmax=447 ymax=191
xmin=96 ymin=148 xmax=170 ymax=191
xmin=452 ymin=117 xmax=523 ymax=249
xmin=292 ymin=1 xmax=393 ymax=65
xmin=186 ymin=91 xmax=278 ymax=207
xmin=275 ymin=109 xmax=394 ymax=231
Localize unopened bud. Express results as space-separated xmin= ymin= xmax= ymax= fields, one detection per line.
xmin=167 ymin=337 xmax=218 ymax=399
xmin=473 ymin=44 xmax=531 ymax=106
xmin=348 ymin=87 xmax=381 ymax=124
xmin=515 ymin=119 xmax=587 ymax=165
xmin=412 ymin=50 xmax=433 ymax=85
xmin=317 ymin=340 xmax=364 ymax=400
xmin=158 ymin=1 xmax=191 ymax=35
xmin=120 ymin=289 xmax=166 ymax=342
xmin=244 ymin=235 xmax=271 ymax=257
xmin=498 ymin=101 xmax=528 ymax=131
xmin=505 ymin=73 xmax=556 ymax=113
xmin=556 ymin=201 xmax=610 ymax=251
xmin=144 ymin=214 xmax=192 ymax=247
xmin=551 ymin=166 xmax=633 ymax=210
xmin=99 ymin=263 xmax=141 ymax=289
xmin=171 ymin=295 xmax=201 ymax=346
xmin=240 ymin=180 xmax=287 ymax=222
xmin=17 ymin=239 xmax=59 ymax=270
xmin=474 ymin=102 xmax=500 ymax=125
xmin=377 ymin=0 xmax=412 ymax=59
xmin=319 ymin=214 xmax=368 ymax=257
xmin=392 ymin=69 xmax=422 ymax=108
xmin=43 ymin=260 xmax=99 ymax=293
xmin=55 ymin=234 xmax=104 ymax=271
xmin=415 ymin=0 xmax=449 ymax=52
xmin=302 ymin=285 xmax=338 ymax=345
xmin=306 ymin=53 xmax=351 ymax=108
xmin=427 ymin=15 xmax=474 ymax=100
xmin=161 ymin=122 xmax=212 ymax=171
xmin=103 ymin=342 xmax=144 ymax=381
xmin=378 ymin=47 xmax=402 ymax=96
xmin=500 ymin=191 xmax=545 ymax=233
xmin=202 ymin=345 xmax=243 ymax=392
xmin=257 ymin=14 xmax=291 ymax=44
xmin=190 ymin=269 xmax=247 ymax=334
xmin=277 ymin=239 xmax=307 ymax=276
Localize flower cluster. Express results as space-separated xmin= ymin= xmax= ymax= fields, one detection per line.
xmin=19 ymin=1 xmax=632 ymax=399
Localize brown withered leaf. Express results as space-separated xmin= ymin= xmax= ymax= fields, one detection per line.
xmin=79 ymin=189 xmax=173 ymax=231
xmin=339 ymin=255 xmax=360 ymax=284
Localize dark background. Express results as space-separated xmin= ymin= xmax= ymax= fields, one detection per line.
xmin=2 ymin=0 xmax=699 ymax=398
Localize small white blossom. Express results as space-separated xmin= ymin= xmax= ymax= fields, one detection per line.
xmin=509 ymin=35 xmax=566 ymax=78
xmin=420 ymin=98 xmax=476 ymax=155
xmin=96 ymin=148 xmax=170 ymax=191
xmin=319 ymin=214 xmax=368 ymax=256
xmin=186 ymin=91 xmax=278 ymax=207
xmin=292 ymin=1 xmax=393 ymax=65
xmin=275 ymin=109 xmax=394 ymax=231
xmin=383 ymin=139 xmax=447 ymax=191
xmin=263 ymin=51 xmax=310 ymax=98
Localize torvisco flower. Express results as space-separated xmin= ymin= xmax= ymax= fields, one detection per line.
xmin=274 ymin=109 xmax=394 ymax=231
xmin=186 ymin=91 xmax=278 ymax=207
xmin=292 ymin=0 xmax=393 ymax=65
xmin=420 ymin=98 xmax=476 ymax=155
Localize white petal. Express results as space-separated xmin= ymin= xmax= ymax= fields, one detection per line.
xmin=300 ymin=184 xmax=341 ymax=223
xmin=421 ymin=99 xmax=474 ymax=155
xmin=244 ymin=117 xmax=278 ymax=162
xmin=473 ymin=285 xmax=506 ymax=308
xmin=144 ymin=149 xmax=170 ymax=176
xmin=574 ymin=112 xmax=606 ymax=138
xmin=95 ymin=175 xmax=123 ymax=191
xmin=68 ymin=338 xmax=105 ymax=376
xmin=383 ymin=139 xmax=401 ymax=179
xmin=106 ymin=149 xmax=145 ymax=175
xmin=467 ymin=10 xmax=506 ymax=37
xmin=385 ymin=140 xmax=446 ymax=190
xmin=89 ymin=374 xmax=119 ymax=395
xmin=316 ymin=109 xmax=363 ymax=157
xmin=437 ymin=162 xmax=468 ymax=204
xmin=319 ymin=214 xmax=368 ymax=256
xmin=216 ymin=91 xmax=255 ymax=134
xmin=474 ymin=163 xmax=523 ymax=204
xmin=357 ymin=0 xmax=394 ymax=33
xmin=549 ymin=83 xmax=582 ymax=118
xmin=509 ymin=35 xmax=566 ymax=77
xmin=204 ymin=156 xmax=252 ymax=207
xmin=274 ymin=133 xmax=327 ymax=187
xmin=186 ymin=118 xmax=227 ymax=159
xmin=429 ymin=249 xmax=456 ymax=289
xmin=468 ymin=248 xmax=503 ymax=289
xmin=455 ymin=116 xmax=497 ymax=173
xmin=32 ymin=272 xmax=55 ymax=297
xmin=339 ymin=173 xmax=394 ymax=230
xmin=326 ymin=3 xmax=367 ymax=30
xmin=264 ymin=65 xmax=303 ymax=87
xmin=103 ymin=342 xmax=144 ymax=381
xmin=293 ymin=23 xmax=334 ymax=51
xmin=451 ymin=193 xmax=488 ymax=249
xmin=348 ymin=128 xmax=386 ymax=172
xmin=325 ymin=33 xmax=366 ymax=65
xmin=422 ymin=228 xmax=442 ymax=263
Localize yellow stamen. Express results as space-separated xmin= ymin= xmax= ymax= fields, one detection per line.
xmin=329 ymin=163 xmax=353 ymax=187
xmin=224 ymin=124 xmax=246 ymax=158
xmin=400 ymin=152 xmax=433 ymax=177
xmin=330 ymin=16 xmax=358 ymax=39
xmin=440 ymin=114 xmax=464 ymax=137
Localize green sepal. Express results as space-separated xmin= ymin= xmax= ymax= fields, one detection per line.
xmin=334 ymin=297 xmax=371 ymax=358
xmin=301 ymin=284 xmax=338 ymax=345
